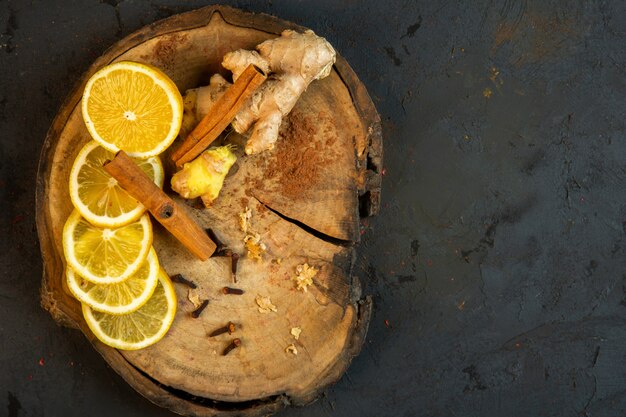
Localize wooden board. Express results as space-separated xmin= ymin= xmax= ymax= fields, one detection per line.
xmin=36 ymin=5 xmax=382 ymax=417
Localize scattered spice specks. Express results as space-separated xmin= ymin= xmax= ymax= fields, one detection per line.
xmin=285 ymin=344 xmax=298 ymax=355
xmin=239 ymin=206 xmax=252 ymax=233
xmin=255 ymin=294 xmax=277 ymax=313
xmin=293 ymin=263 xmax=317 ymax=292
xmin=187 ymin=289 xmax=202 ymax=308
xmin=291 ymin=327 xmax=302 ymax=340
xmin=244 ymin=233 xmax=266 ymax=261
xmin=239 ymin=207 xmax=267 ymax=260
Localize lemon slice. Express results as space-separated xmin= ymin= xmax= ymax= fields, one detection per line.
xmin=82 ymin=61 xmax=183 ymax=158
xmin=82 ymin=269 xmax=177 ymax=350
xmin=63 ymin=210 xmax=152 ymax=284
xmin=66 ymin=248 xmax=159 ymax=314
xmin=69 ymin=141 xmax=163 ymax=228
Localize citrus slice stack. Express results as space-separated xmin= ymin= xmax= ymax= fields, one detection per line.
xmin=60 ymin=60 xmax=184 ymax=350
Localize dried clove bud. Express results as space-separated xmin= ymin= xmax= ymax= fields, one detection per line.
xmin=191 ymin=299 xmax=209 ymax=318
xmin=209 ymin=322 xmax=236 ymax=337
xmin=206 ymin=228 xmax=229 ymax=256
xmin=222 ymin=287 xmax=244 ymax=295
xmin=170 ymin=273 xmax=197 ymax=289
xmin=231 ymin=252 xmax=240 ymax=283
xmin=223 ymin=338 xmax=242 ymax=356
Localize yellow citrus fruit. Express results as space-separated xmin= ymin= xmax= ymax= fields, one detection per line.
xmin=62 ymin=210 xmax=152 ymax=284
xmin=82 ymin=269 xmax=177 ymax=350
xmin=81 ymin=61 xmax=183 ymax=158
xmin=66 ymin=248 xmax=159 ymax=315
xmin=69 ymin=141 xmax=163 ymax=228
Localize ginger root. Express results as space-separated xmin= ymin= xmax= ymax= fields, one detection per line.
xmin=180 ymin=74 xmax=231 ymax=140
xmin=224 ymin=50 xmax=270 ymax=82
xmin=170 ymin=145 xmax=236 ymax=206
xmin=182 ymin=29 xmax=336 ymax=154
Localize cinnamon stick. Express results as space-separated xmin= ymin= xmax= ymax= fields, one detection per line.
xmin=103 ymin=151 xmax=216 ymax=260
xmin=172 ymin=64 xmax=267 ymax=167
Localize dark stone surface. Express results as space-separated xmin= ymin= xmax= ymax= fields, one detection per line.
xmin=2 ymin=0 xmax=626 ymax=416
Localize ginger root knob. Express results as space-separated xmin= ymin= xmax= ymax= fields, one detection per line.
xmin=181 ymin=29 xmax=336 ymax=156
xmin=170 ymin=145 xmax=236 ymax=206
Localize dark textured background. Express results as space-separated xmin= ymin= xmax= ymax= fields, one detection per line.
xmin=2 ymin=0 xmax=626 ymax=416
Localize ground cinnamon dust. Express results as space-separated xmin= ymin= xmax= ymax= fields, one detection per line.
xmin=255 ymin=109 xmax=337 ymax=198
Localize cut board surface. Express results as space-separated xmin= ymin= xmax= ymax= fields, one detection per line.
xmin=36 ymin=5 xmax=381 ymax=417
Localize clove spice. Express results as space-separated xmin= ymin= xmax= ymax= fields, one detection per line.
xmin=206 ymin=228 xmax=227 ymax=256
xmin=191 ymin=299 xmax=209 ymax=318
xmin=209 ymin=322 xmax=236 ymax=337
xmin=170 ymin=273 xmax=197 ymax=289
xmin=218 ymin=248 xmax=233 ymax=258
xmin=222 ymin=287 xmax=244 ymax=295
xmin=223 ymin=338 xmax=241 ymax=356
xmin=231 ymin=253 xmax=240 ymax=283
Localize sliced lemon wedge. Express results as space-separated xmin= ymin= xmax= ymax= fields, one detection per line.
xmin=69 ymin=141 xmax=163 ymax=228
xmin=66 ymin=247 xmax=159 ymax=315
xmin=82 ymin=269 xmax=177 ymax=350
xmin=62 ymin=210 xmax=152 ymax=284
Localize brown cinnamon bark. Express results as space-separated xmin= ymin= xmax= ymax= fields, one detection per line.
xmin=172 ymin=64 xmax=267 ymax=167
xmin=103 ymin=151 xmax=216 ymax=260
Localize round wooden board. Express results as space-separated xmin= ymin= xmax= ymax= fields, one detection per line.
xmin=36 ymin=5 xmax=382 ymax=417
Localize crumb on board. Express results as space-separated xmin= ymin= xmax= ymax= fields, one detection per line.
xmin=285 ymin=344 xmax=298 ymax=355
xmin=238 ymin=206 xmax=267 ymax=261
xmin=188 ymin=289 xmax=202 ymax=308
xmin=244 ymin=233 xmax=266 ymax=261
xmin=291 ymin=327 xmax=302 ymax=340
xmin=239 ymin=206 xmax=252 ymax=233
xmin=255 ymin=294 xmax=277 ymax=313
xmin=293 ymin=263 xmax=318 ymax=292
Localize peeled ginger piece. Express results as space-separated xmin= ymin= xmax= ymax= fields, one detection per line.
xmin=171 ymin=145 xmax=236 ymax=206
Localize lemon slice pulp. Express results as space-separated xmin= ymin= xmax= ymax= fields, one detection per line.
xmin=69 ymin=140 xmax=163 ymax=227
xmin=66 ymin=248 xmax=159 ymax=314
xmin=62 ymin=210 xmax=152 ymax=284
xmin=81 ymin=61 xmax=183 ymax=158
xmin=82 ymin=269 xmax=177 ymax=350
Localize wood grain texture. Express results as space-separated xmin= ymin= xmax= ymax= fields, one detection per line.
xmin=36 ymin=5 xmax=381 ymax=416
